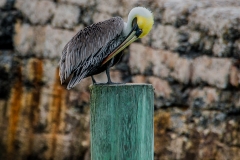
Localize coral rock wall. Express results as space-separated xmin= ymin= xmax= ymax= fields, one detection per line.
xmin=0 ymin=0 xmax=240 ymax=159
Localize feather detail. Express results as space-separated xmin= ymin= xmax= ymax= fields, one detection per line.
xmin=59 ymin=17 xmax=124 ymax=84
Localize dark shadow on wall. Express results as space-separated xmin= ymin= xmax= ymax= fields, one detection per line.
xmin=0 ymin=0 xmax=17 ymax=50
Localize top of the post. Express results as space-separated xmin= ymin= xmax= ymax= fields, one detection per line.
xmin=89 ymin=83 xmax=153 ymax=90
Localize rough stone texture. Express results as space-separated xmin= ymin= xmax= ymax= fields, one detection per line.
xmin=212 ymin=38 xmax=233 ymax=57
xmin=52 ymin=4 xmax=80 ymax=29
xmin=189 ymin=7 xmax=240 ymax=38
xmin=158 ymin=0 xmax=240 ymax=27
xmin=150 ymin=1 xmax=240 ymax=58
xmin=129 ymin=43 xmax=174 ymax=79
xmin=171 ymin=58 xmax=192 ymax=84
xmin=92 ymin=12 xmax=112 ymax=23
xmin=188 ymin=30 xmax=201 ymax=48
xmin=230 ymin=66 xmax=240 ymax=87
xmin=96 ymin=0 xmax=120 ymax=14
xmin=189 ymin=87 xmax=220 ymax=109
xmin=59 ymin=0 xmax=95 ymax=6
xmin=161 ymin=0 xmax=197 ymax=27
xmin=44 ymin=26 xmax=75 ymax=59
xmin=1 ymin=0 xmax=240 ymax=159
xmin=14 ymin=22 xmax=34 ymax=55
xmin=0 ymin=56 xmax=90 ymax=160
xmin=15 ymin=0 xmax=56 ymax=25
xmin=0 ymin=51 xmax=14 ymax=99
xmin=151 ymin=25 xmax=179 ymax=50
xmin=0 ymin=2 xmax=18 ymax=49
xmin=0 ymin=0 xmax=6 ymax=7
xmin=14 ymin=24 xmax=75 ymax=58
xmin=129 ymin=43 xmax=191 ymax=84
xmin=233 ymin=39 xmax=240 ymax=59
xmin=14 ymin=22 xmax=46 ymax=56
xmin=154 ymin=106 xmax=240 ymax=159
xmin=148 ymin=76 xmax=173 ymax=107
xmin=150 ymin=24 xmax=204 ymax=54
xmin=192 ymin=56 xmax=232 ymax=88
xmin=129 ymin=43 xmax=153 ymax=75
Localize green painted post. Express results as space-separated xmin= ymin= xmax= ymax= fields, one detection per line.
xmin=90 ymin=84 xmax=154 ymax=160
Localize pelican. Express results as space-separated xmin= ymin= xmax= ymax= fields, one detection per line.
xmin=59 ymin=7 xmax=154 ymax=89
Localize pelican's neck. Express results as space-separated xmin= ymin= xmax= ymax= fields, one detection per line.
xmin=123 ymin=21 xmax=132 ymax=37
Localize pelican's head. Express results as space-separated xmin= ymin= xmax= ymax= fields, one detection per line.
xmin=124 ymin=7 xmax=154 ymax=38
xmin=101 ymin=7 xmax=154 ymax=66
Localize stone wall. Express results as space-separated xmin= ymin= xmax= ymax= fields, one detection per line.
xmin=0 ymin=0 xmax=240 ymax=159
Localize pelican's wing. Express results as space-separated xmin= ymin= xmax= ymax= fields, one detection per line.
xmin=59 ymin=17 xmax=124 ymax=84
xmin=66 ymin=34 xmax=125 ymax=89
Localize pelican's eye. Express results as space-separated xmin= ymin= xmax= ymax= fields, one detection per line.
xmin=132 ymin=17 xmax=137 ymax=27
xmin=136 ymin=15 xmax=154 ymax=38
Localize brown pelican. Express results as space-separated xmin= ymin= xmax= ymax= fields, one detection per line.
xmin=59 ymin=7 xmax=154 ymax=89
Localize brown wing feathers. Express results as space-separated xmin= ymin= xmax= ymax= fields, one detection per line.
xmin=59 ymin=17 xmax=124 ymax=86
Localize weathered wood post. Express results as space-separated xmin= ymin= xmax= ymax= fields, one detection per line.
xmin=90 ymin=84 xmax=154 ymax=160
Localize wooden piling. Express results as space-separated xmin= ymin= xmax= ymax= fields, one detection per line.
xmin=90 ymin=84 xmax=154 ymax=160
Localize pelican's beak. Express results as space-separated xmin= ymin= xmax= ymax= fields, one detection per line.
xmin=101 ymin=24 xmax=142 ymax=66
